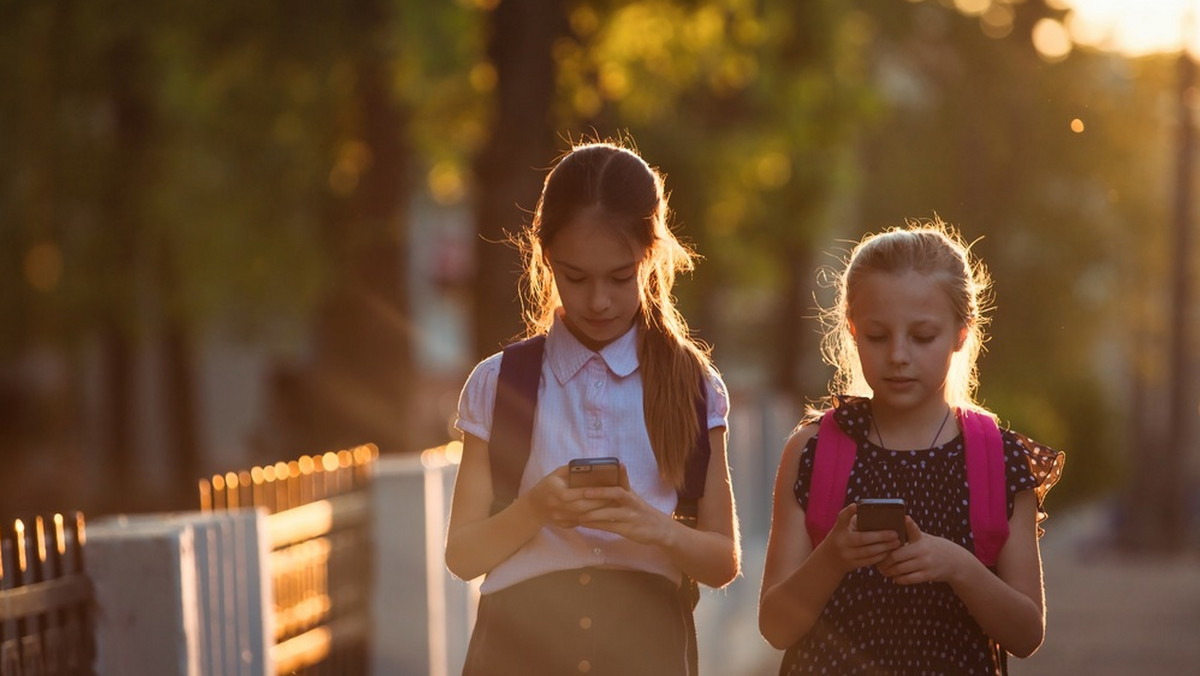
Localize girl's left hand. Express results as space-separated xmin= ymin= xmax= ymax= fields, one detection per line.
xmin=874 ymin=516 xmax=975 ymax=585
xmin=574 ymin=465 xmax=675 ymax=546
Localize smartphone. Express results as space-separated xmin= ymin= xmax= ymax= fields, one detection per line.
xmin=856 ymin=498 xmax=907 ymax=543
xmin=568 ymin=457 xmax=621 ymax=488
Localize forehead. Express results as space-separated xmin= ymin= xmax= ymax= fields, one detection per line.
xmin=547 ymin=209 xmax=643 ymax=269
xmin=848 ymin=269 xmax=957 ymax=323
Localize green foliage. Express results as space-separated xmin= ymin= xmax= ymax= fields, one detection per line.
xmin=0 ymin=0 xmax=1184 ymax=503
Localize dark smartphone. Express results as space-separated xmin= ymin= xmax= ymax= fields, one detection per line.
xmin=856 ymin=498 xmax=907 ymax=543
xmin=568 ymin=457 xmax=621 ymax=488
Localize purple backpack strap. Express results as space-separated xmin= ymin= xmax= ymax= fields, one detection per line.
xmin=489 ymin=335 xmax=546 ymax=515
xmin=489 ymin=334 xmax=712 ymax=522
xmin=959 ymin=409 xmax=1009 ymax=567
xmin=805 ymin=409 xmax=858 ymax=546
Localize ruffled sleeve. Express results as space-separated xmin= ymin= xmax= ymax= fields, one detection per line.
xmin=1002 ymin=429 xmax=1065 ymax=534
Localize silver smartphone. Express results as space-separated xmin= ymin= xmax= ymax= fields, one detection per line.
xmin=568 ymin=457 xmax=620 ymax=488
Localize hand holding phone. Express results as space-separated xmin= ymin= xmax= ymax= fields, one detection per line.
xmin=568 ymin=457 xmax=621 ymax=488
xmin=856 ymin=498 xmax=907 ymax=543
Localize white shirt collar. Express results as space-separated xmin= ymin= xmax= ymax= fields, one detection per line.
xmin=546 ymin=313 xmax=640 ymax=384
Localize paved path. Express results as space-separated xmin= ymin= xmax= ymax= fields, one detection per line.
xmin=696 ymin=502 xmax=1200 ymax=675
xmin=1010 ymin=505 xmax=1200 ymax=675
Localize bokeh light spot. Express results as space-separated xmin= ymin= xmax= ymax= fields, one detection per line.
xmin=428 ymin=161 xmax=466 ymax=205
xmin=24 ymin=241 xmax=63 ymax=293
xmin=755 ymin=151 xmax=792 ymax=189
xmin=1033 ymin=18 xmax=1073 ymax=62
xmin=329 ymin=140 xmax=372 ymax=197
xmin=980 ymin=3 xmax=1014 ymax=40
xmin=954 ymin=0 xmax=991 ymax=17
xmin=469 ymin=63 xmax=496 ymax=93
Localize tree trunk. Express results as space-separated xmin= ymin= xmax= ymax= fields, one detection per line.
xmin=1159 ymin=48 xmax=1196 ymax=550
xmin=298 ymin=0 xmax=415 ymax=455
xmin=101 ymin=32 xmax=153 ymax=510
xmin=162 ymin=306 xmax=202 ymax=510
xmin=471 ymin=0 xmax=569 ymax=358
xmin=1123 ymin=48 xmax=1196 ymax=552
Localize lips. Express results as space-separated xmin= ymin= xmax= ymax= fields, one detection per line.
xmin=581 ymin=317 xmax=615 ymax=331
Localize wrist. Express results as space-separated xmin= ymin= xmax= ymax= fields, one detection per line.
xmin=511 ymin=490 xmax=550 ymax=529
xmin=809 ymin=537 xmax=853 ymax=577
xmin=659 ymin=511 xmax=685 ymax=550
xmin=946 ymin=545 xmax=982 ymax=588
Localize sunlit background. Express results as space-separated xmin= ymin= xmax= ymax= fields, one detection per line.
xmin=1 ymin=0 xmax=1198 ymax=673
xmin=1066 ymin=0 xmax=1200 ymax=55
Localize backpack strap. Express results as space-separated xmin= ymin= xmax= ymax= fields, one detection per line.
xmin=672 ymin=383 xmax=712 ymax=527
xmin=805 ymin=406 xmax=1010 ymax=566
xmin=488 ymin=335 xmax=546 ymax=515
xmin=959 ymin=409 xmax=1009 ymax=567
xmin=487 ymin=333 xmax=711 ymax=522
xmin=804 ymin=409 xmax=857 ymax=547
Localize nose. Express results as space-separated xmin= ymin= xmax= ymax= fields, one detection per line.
xmin=888 ymin=337 xmax=910 ymax=364
xmin=587 ymin=281 xmax=611 ymax=313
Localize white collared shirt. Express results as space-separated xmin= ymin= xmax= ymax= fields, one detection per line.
xmin=454 ymin=316 xmax=730 ymax=593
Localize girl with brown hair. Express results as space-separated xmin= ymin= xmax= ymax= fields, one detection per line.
xmin=446 ymin=139 xmax=739 ymax=676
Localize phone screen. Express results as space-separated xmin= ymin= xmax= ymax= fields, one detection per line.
xmin=857 ymin=498 xmax=907 ymax=542
xmin=568 ymin=457 xmax=620 ymax=488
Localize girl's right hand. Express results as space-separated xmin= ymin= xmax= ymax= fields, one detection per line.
xmin=525 ymin=465 xmax=616 ymax=529
xmin=820 ymin=503 xmax=904 ymax=573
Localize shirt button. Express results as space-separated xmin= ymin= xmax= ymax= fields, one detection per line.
xmin=579 ymin=616 xmax=592 ymax=630
xmin=578 ymin=572 xmax=591 ymax=585
xmin=591 ymin=421 xmax=601 ymax=430
xmin=592 ymin=547 xmax=602 ymax=556
xmin=578 ymin=659 xmax=592 ymax=673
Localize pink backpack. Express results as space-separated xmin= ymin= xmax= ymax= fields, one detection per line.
xmin=804 ymin=408 xmax=1010 ymax=567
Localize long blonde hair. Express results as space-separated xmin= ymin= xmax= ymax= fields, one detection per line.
xmin=820 ymin=218 xmax=993 ymax=411
xmin=518 ymin=140 xmax=712 ymax=490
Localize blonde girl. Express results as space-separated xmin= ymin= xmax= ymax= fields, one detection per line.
xmin=446 ymin=140 xmax=739 ymax=676
xmin=758 ymin=220 xmax=1063 ymax=674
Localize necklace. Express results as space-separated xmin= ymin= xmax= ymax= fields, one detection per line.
xmin=871 ymin=407 xmax=952 ymax=451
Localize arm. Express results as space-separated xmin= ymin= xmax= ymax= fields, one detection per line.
xmin=679 ymin=426 xmax=740 ymax=587
xmin=576 ymin=427 xmax=741 ymax=589
xmin=876 ymin=490 xmax=1046 ymax=657
xmin=960 ymin=490 xmax=1045 ymax=656
xmin=758 ymin=427 xmax=901 ymax=649
xmin=444 ymin=432 xmax=601 ymax=581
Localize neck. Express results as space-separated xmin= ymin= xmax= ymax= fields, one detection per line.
xmin=870 ymin=400 xmax=955 ymax=450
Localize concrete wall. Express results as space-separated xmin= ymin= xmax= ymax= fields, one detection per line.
xmin=88 ymin=510 xmax=271 ymax=676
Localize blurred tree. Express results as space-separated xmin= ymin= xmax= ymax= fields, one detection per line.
xmin=546 ymin=0 xmax=876 ymax=401
xmin=1120 ymin=48 xmax=1197 ymax=552
xmin=296 ymin=0 xmax=417 ymax=457
xmin=0 ymin=0 xmax=433 ymax=512
xmin=470 ymin=0 xmax=570 ymax=358
xmin=851 ymin=0 xmax=1130 ymax=507
xmin=0 ymin=0 xmax=1190 ymax=519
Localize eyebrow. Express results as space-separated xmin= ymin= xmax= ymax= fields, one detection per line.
xmin=856 ymin=318 xmax=944 ymax=329
xmin=553 ymin=259 xmax=638 ymax=275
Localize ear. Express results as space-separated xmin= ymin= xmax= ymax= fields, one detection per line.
xmin=954 ymin=325 xmax=969 ymax=352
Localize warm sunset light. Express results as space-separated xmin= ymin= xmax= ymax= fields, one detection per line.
xmin=4 ymin=2 xmax=1197 ymax=673
xmin=1033 ymin=17 xmax=1074 ymax=61
xmin=1065 ymin=0 xmax=1200 ymax=56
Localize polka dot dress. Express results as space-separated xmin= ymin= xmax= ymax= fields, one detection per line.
xmin=782 ymin=397 xmax=1064 ymax=676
